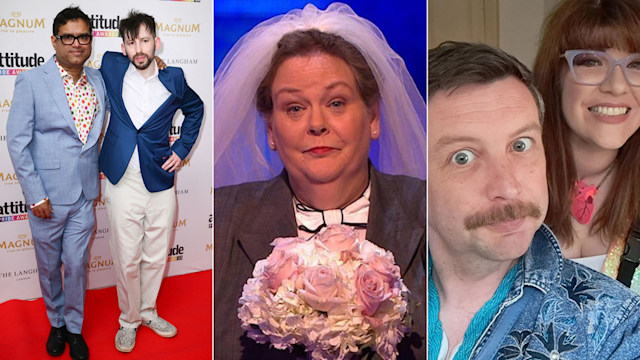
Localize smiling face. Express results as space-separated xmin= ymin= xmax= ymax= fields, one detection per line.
xmin=428 ymin=76 xmax=548 ymax=266
xmin=50 ymin=19 xmax=92 ymax=71
xmin=121 ymin=24 xmax=159 ymax=70
xmin=561 ymin=48 xmax=640 ymax=151
xmin=266 ymin=53 xmax=379 ymax=190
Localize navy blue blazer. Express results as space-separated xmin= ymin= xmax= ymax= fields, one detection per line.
xmin=99 ymin=51 xmax=204 ymax=192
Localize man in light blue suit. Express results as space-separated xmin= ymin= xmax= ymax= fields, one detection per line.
xmin=98 ymin=10 xmax=203 ymax=353
xmin=6 ymin=7 xmax=105 ymax=360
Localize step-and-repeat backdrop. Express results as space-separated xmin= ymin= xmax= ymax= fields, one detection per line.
xmin=0 ymin=0 xmax=212 ymax=303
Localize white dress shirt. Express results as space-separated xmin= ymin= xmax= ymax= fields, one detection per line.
xmin=122 ymin=62 xmax=171 ymax=169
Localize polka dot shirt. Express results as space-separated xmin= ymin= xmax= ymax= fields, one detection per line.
xmin=55 ymin=57 xmax=98 ymax=145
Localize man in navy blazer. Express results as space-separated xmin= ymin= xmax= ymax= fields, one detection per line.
xmin=98 ymin=10 xmax=203 ymax=353
xmin=6 ymin=7 xmax=105 ymax=360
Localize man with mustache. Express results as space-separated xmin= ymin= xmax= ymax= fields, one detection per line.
xmin=98 ymin=10 xmax=203 ymax=353
xmin=428 ymin=41 xmax=640 ymax=359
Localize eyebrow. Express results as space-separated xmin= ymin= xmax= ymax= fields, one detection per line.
xmin=433 ymin=122 xmax=541 ymax=148
xmin=273 ymin=80 xmax=353 ymax=98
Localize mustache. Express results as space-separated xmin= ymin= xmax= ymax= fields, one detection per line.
xmin=464 ymin=200 xmax=542 ymax=231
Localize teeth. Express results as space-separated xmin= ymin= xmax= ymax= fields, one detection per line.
xmin=589 ymin=106 xmax=629 ymax=116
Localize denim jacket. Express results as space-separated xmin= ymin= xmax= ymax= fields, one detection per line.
xmin=470 ymin=224 xmax=640 ymax=359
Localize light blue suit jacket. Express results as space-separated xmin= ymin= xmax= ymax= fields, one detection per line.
xmin=7 ymin=56 xmax=107 ymax=205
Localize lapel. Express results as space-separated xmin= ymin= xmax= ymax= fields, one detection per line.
xmin=111 ymin=55 xmax=136 ymax=128
xmin=366 ymin=168 xmax=425 ymax=277
xmin=42 ymin=56 xmax=76 ymax=135
xmin=83 ymin=69 xmax=104 ymax=150
xmin=236 ymin=173 xmax=298 ymax=267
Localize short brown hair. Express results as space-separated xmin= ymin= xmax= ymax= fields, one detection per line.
xmin=256 ymin=29 xmax=380 ymax=117
xmin=533 ymin=0 xmax=640 ymax=246
xmin=428 ymin=41 xmax=544 ymax=124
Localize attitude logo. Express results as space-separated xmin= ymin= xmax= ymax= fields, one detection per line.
xmin=0 ymin=170 xmax=19 ymax=186
xmin=167 ymin=243 xmax=184 ymax=262
xmin=156 ymin=17 xmax=200 ymax=38
xmin=169 ymin=125 xmax=181 ymax=144
xmin=90 ymin=14 xmax=120 ymax=37
xmin=0 ymin=98 xmax=11 ymax=112
xmin=0 ymin=52 xmax=46 ymax=75
xmin=0 ymin=200 xmax=28 ymax=222
xmin=0 ymin=11 xmax=45 ymax=34
xmin=208 ymin=213 xmax=212 ymax=229
xmin=0 ymin=233 xmax=34 ymax=253
xmin=87 ymin=255 xmax=113 ymax=273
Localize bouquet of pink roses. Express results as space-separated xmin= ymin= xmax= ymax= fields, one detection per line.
xmin=238 ymin=225 xmax=410 ymax=360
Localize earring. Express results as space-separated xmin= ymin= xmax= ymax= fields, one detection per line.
xmin=269 ymin=141 xmax=276 ymax=150
xmin=372 ymin=130 xmax=378 ymax=136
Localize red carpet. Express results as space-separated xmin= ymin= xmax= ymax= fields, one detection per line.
xmin=1 ymin=270 xmax=212 ymax=360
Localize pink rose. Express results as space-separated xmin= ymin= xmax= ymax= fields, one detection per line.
xmin=270 ymin=236 xmax=306 ymax=252
xmin=263 ymin=250 xmax=299 ymax=292
xmin=368 ymin=253 xmax=401 ymax=284
xmin=316 ymin=225 xmax=359 ymax=255
xmin=355 ymin=264 xmax=393 ymax=317
xmin=297 ymin=265 xmax=345 ymax=312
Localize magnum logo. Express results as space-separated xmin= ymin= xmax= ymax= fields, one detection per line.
xmin=0 ymin=98 xmax=12 ymax=112
xmin=0 ymin=12 xmax=45 ymax=33
xmin=87 ymin=255 xmax=113 ymax=271
xmin=156 ymin=18 xmax=200 ymax=37
xmin=0 ymin=171 xmax=18 ymax=182
xmin=173 ymin=219 xmax=187 ymax=229
xmin=0 ymin=233 xmax=34 ymax=252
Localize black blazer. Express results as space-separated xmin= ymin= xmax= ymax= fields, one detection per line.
xmin=214 ymin=167 xmax=425 ymax=359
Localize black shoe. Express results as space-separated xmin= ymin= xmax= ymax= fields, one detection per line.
xmin=65 ymin=332 xmax=89 ymax=360
xmin=46 ymin=326 xmax=66 ymax=356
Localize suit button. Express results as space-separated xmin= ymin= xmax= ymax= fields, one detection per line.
xmin=79 ymin=154 xmax=83 ymax=158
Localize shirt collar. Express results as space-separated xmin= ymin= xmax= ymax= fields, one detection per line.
xmin=125 ymin=60 xmax=159 ymax=81
xmin=54 ymin=56 xmax=87 ymax=83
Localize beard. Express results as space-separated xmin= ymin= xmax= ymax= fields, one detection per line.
xmin=129 ymin=52 xmax=154 ymax=70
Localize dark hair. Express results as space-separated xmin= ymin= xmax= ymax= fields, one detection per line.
xmin=119 ymin=10 xmax=156 ymax=41
xmin=429 ymin=41 xmax=544 ymax=123
xmin=52 ymin=6 xmax=92 ymax=35
xmin=533 ymin=0 xmax=640 ymax=246
xmin=256 ymin=29 xmax=380 ymax=117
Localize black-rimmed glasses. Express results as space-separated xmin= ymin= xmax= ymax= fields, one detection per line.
xmin=55 ymin=34 xmax=92 ymax=45
xmin=562 ymin=50 xmax=640 ymax=86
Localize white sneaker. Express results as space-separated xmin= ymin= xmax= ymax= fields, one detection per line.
xmin=142 ymin=317 xmax=177 ymax=338
xmin=115 ymin=327 xmax=136 ymax=353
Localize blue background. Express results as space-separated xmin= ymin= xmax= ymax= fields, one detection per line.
xmin=213 ymin=0 xmax=426 ymax=99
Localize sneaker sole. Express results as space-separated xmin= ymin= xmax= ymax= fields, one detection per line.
xmin=142 ymin=323 xmax=177 ymax=338
xmin=115 ymin=342 xmax=135 ymax=353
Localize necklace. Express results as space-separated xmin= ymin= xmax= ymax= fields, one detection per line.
xmin=570 ymin=163 xmax=616 ymax=224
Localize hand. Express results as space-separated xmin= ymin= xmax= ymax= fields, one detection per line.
xmin=161 ymin=151 xmax=182 ymax=173
xmin=155 ymin=56 xmax=167 ymax=70
xmin=32 ymin=198 xmax=53 ymax=219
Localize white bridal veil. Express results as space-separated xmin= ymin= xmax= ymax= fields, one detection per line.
xmin=214 ymin=2 xmax=426 ymax=187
